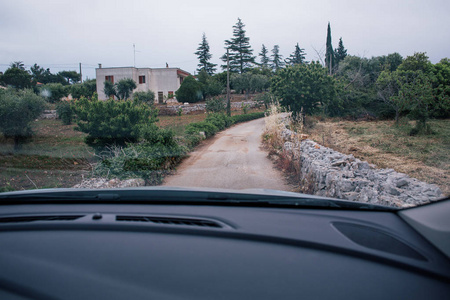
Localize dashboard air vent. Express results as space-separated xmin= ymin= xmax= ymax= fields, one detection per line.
xmin=0 ymin=215 xmax=84 ymax=223
xmin=116 ymin=215 xmax=222 ymax=228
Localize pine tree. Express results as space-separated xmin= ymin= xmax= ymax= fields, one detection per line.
xmin=334 ymin=37 xmax=347 ymax=66
xmin=285 ymin=43 xmax=307 ymax=66
xmin=195 ymin=33 xmax=217 ymax=75
xmin=270 ymin=45 xmax=284 ymax=71
xmin=259 ymin=44 xmax=269 ymax=67
xmin=221 ymin=18 xmax=255 ymax=73
xmin=325 ymin=22 xmax=335 ymax=74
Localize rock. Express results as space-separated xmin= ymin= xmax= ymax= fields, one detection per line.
xmin=396 ymin=178 xmax=409 ymax=188
xmin=73 ymin=178 xmax=145 ymax=189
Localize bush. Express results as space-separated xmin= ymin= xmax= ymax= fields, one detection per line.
xmin=183 ymin=112 xmax=265 ymax=148
xmin=205 ymin=113 xmax=232 ymax=130
xmin=0 ymin=89 xmax=47 ymax=150
xmin=231 ymin=112 xmax=265 ymax=123
xmin=94 ymin=143 xmax=186 ymax=185
xmin=206 ymin=97 xmax=226 ymax=113
xmin=133 ymin=90 xmax=155 ymax=104
xmin=175 ymin=76 xmax=203 ymax=103
xmin=40 ymin=83 xmax=69 ymax=103
xmin=73 ymin=95 xmax=158 ymax=149
xmin=56 ymin=101 xmax=73 ymax=125
xmin=185 ymin=121 xmax=218 ymax=138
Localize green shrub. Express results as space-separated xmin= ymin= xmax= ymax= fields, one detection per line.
xmin=133 ymin=90 xmax=155 ymax=104
xmin=175 ymin=76 xmax=203 ymax=103
xmin=73 ymin=95 xmax=158 ymax=149
xmin=231 ymin=112 xmax=265 ymax=123
xmin=185 ymin=121 xmax=218 ymax=138
xmin=206 ymin=97 xmax=226 ymax=113
xmin=205 ymin=113 xmax=232 ymax=130
xmin=94 ymin=143 xmax=186 ymax=185
xmin=56 ymin=101 xmax=73 ymax=125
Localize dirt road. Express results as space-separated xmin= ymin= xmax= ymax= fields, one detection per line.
xmin=163 ymin=118 xmax=292 ymax=191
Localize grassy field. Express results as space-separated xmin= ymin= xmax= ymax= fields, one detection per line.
xmin=306 ymin=118 xmax=450 ymax=196
xmin=0 ymin=107 xmax=263 ymax=191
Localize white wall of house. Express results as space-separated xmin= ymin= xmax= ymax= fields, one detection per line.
xmin=96 ymin=67 xmax=190 ymax=101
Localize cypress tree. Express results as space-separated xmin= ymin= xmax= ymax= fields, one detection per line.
xmin=195 ymin=33 xmax=217 ymax=75
xmin=221 ymin=18 xmax=255 ymax=73
xmin=325 ymin=22 xmax=334 ymax=75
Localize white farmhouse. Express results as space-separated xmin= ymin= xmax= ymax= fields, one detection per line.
xmin=96 ymin=66 xmax=191 ymax=102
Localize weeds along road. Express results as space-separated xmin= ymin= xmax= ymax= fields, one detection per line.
xmin=163 ymin=117 xmax=292 ymax=191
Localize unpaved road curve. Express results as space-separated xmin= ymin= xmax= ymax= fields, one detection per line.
xmin=163 ymin=118 xmax=292 ymax=191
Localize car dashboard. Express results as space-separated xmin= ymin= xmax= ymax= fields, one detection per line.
xmin=0 ymin=189 xmax=449 ymax=299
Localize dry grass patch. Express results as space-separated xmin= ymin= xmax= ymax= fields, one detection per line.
xmin=306 ymin=118 xmax=450 ymax=196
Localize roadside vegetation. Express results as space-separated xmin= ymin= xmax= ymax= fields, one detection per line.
xmin=1 ymin=19 xmax=449 ymax=193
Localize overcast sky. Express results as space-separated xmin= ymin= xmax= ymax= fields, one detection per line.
xmin=1 ymin=0 xmax=449 ymax=80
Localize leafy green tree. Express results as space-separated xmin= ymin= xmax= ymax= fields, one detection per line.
xmin=431 ymin=58 xmax=450 ymax=118
xmin=334 ymin=37 xmax=347 ymax=66
xmin=231 ymin=73 xmax=252 ymax=97
xmin=385 ymin=53 xmax=403 ymax=72
xmin=10 ymin=61 xmax=25 ymax=70
xmin=195 ymin=33 xmax=217 ymax=75
xmin=270 ymin=45 xmax=284 ymax=71
xmin=398 ymin=52 xmax=432 ymax=73
xmin=132 ymin=90 xmax=155 ymax=104
xmin=116 ymin=78 xmax=137 ymax=100
xmin=175 ymin=76 xmax=203 ymax=103
xmin=250 ymin=74 xmax=270 ymax=92
xmin=197 ymin=69 xmax=223 ymax=100
xmin=0 ymin=89 xmax=46 ymax=150
xmin=0 ymin=67 xmax=32 ymax=89
xmin=70 ymin=79 xmax=97 ymax=99
xmin=285 ymin=43 xmax=306 ymax=66
xmin=325 ymin=22 xmax=335 ymax=74
xmin=39 ymin=83 xmax=69 ymax=103
xmin=103 ymin=80 xmax=116 ymax=99
xmin=221 ymin=18 xmax=255 ymax=73
xmin=29 ymin=64 xmax=65 ymax=85
xmin=394 ymin=71 xmax=435 ymax=133
xmin=73 ymin=95 xmax=158 ymax=149
xmin=259 ymin=44 xmax=269 ymax=67
xmin=271 ymin=62 xmax=337 ymax=116
xmin=58 ymin=70 xmax=81 ymax=85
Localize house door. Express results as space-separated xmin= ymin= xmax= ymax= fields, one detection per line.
xmin=158 ymin=92 xmax=164 ymax=104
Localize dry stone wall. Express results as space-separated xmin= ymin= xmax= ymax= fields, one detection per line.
xmin=281 ymin=128 xmax=443 ymax=208
xmin=165 ymin=100 xmax=257 ymax=114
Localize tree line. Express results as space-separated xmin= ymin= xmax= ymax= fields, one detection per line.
xmin=187 ymin=18 xmax=449 ymax=134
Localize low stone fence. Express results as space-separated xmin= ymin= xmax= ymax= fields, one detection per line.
xmin=281 ymin=128 xmax=442 ymax=208
xmin=165 ymin=100 xmax=257 ymax=114
xmin=40 ymin=110 xmax=57 ymax=119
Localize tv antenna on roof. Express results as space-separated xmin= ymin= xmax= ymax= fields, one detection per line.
xmin=133 ymin=44 xmax=141 ymax=67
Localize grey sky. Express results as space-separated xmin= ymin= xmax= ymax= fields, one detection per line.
xmin=1 ymin=0 xmax=449 ymax=80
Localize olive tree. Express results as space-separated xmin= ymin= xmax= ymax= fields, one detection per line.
xmin=0 ymin=89 xmax=46 ymax=150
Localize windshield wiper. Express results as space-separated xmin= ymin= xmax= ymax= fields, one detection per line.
xmin=0 ymin=188 xmax=396 ymax=211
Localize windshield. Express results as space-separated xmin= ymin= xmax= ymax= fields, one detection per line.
xmin=0 ymin=0 xmax=448 ymax=209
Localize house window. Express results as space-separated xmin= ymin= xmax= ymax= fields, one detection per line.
xmin=158 ymin=92 xmax=164 ymax=104
xmin=168 ymin=91 xmax=174 ymax=99
xmin=180 ymin=77 xmax=184 ymax=84
xmin=139 ymin=75 xmax=145 ymax=84
xmin=105 ymin=75 xmax=114 ymax=83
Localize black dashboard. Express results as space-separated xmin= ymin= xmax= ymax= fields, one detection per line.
xmin=0 ymin=190 xmax=449 ymax=299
